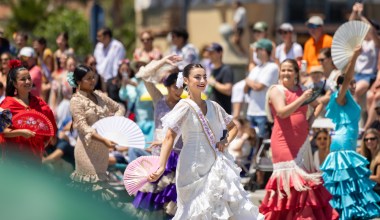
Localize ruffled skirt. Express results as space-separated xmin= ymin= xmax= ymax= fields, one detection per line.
xmin=174 ymin=151 xmax=263 ymax=220
xmin=321 ymin=150 xmax=380 ymax=220
xmin=132 ymin=151 xmax=179 ymax=216
xmin=259 ymin=140 xmax=339 ymax=220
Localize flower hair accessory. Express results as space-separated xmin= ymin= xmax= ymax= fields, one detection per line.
xmin=66 ymin=72 xmax=77 ymax=88
xmin=8 ymin=60 xmax=24 ymax=69
xmin=176 ymin=71 xmax=184 ymax=88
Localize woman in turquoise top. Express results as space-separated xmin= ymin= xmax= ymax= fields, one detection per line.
xmin=321 ymin=46 xmax=380 ymax=219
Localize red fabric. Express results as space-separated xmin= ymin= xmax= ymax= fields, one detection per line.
xmin=270 ymin=87 xmax=309 ymax=163
xmin=0 ymin=95 xmax=57 ymax=160
xmin=260 ymin=179 xmax=339 ymax=220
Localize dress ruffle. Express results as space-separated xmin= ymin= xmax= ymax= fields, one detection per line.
xmin=260 ymin=160 xmax=339 ymax=220
xmin=132 ymin=151 xmax=178 ymax=215
xmin=321 ymin=150 xmax=380 ymax=220
xmin=174 ymin=152 xmax=264 ymax=220
xmin=70 ymin=172 xmax=108 ymax=183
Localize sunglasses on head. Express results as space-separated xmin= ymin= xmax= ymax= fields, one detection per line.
xmin=364 ymin=137 xmax=377 ymax=142
xmin=307 ymin=24 xmax=322 ymax=29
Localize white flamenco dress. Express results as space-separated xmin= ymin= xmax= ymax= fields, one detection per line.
xmin=161 ymin=99 xmax=263 ymax=220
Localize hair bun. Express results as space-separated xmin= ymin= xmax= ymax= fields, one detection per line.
xmin=8 ymin=60 xmax=23 ymax=69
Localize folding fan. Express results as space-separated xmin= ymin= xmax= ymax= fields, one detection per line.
xmin=331 ymin=20 xmax=370 ymax=70
xmin=12 ymin=110 xmax=54 ymax=136
xmin=123 ymin=155 xmax=160 ymax=195
xmin=0 ymin=110 xmax=12 ymax=132
xmin=301 ymin=80 xmax=326 ymax=106
xmin=92 ymin=116 xmax=145 ymax=149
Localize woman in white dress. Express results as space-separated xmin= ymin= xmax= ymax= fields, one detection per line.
xmin=148 ymin=64 xmax=263 ymax=219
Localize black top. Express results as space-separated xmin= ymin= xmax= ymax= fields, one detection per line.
xmin=209 ymin=64 xmax=234 ymax=114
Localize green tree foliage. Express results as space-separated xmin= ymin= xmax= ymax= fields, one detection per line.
xmin=5 ymin=0 xmax=49 ymax=34
xmin=33 ymin=7 xmax=92 ymax=57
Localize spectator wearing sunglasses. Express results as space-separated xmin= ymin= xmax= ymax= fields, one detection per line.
xmin=133 ymin=30 xmax=162 ymax=63
xmin=275 ymin=23 xmax=303 ymax=65
xmin=303 ymin=16 xmax=332 ymax=73
xmin=359 ymin=128 xmax=380 ymax=195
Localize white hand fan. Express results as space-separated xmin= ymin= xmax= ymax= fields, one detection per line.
xmin=123 ymin=156 xmax=160 ymax=195
xmin=92 ymin=116 xmax=145 ymax=149
xmin=332 ymin=20 xmax=370 ymax=70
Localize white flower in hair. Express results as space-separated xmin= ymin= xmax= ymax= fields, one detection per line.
xmin=176 ymin=71 xmax=184 ymax=88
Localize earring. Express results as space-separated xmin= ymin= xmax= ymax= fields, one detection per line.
xmin=14 ymin=89 xmax=18 ymax=96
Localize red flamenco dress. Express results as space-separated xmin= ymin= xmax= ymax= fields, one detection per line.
xmin=0 ymin=95 xmax=57 ymax=162
xmin=259 ymin=86 xmax=339 ymax=219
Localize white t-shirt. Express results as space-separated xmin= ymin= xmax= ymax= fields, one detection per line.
xmin=233 ymin=7 xmax=247 ymax=29
xmin=94 ymin=39 xmax=126 ymax=82
xmin=355 ymin=39 xmax=379 ymax=74
xmin=247 ymin=62 xmax=279 ymax=116
xmin=275 ymin=42 xmax=303 ymax=63
xmin=231 ymin=80 xmax=249 ymax=103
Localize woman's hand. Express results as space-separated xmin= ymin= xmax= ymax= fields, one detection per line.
xmin=103 ymin=138 xmax=117 ymax=149
xmin=164 ymin=54 xmax=182 ymax=66
xmin=300 ymin=89 xmax=313 ymax=101
xmin=148 ymin=166 xmax=165 ymax=182
xmin=216 ymin=140 xmax=229 ymax=152
xmin=18 ymin=129 xmax=36 ymax=138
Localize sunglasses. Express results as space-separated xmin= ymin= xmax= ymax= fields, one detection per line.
xmin=318 ymin=58 xmax=325 ymax=63
xmin=317 ymin=137 xmax=328 ymax=141
xmin=141 ymin=38 xmax=152 ymax=42
xmin=307 ymin=24 xmax=322 ymax=29
xmin=364 ymin=137 xmax=377 ymax=142
xmin=279 ymin=31 xmax=291 ymax=35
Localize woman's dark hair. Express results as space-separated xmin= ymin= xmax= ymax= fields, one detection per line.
xmin=183 ymin=63 xmax=204 ymax=78
xmin=59 ymin=32 xmax=69 ymax=48
xmin=281 ymin=59 xmax=300 ymax=85
xmin=163 ymin=72 xmax=179 ymax=87
xmin=72 ymin=65 xmax=92 ymax=93
xmin=36 ymin=37 xmax=47 ymax=47
xmin=5 ymin=61 xmax=28 ymax=97
xmin=319 ymin=47 xmax=331 ymax=58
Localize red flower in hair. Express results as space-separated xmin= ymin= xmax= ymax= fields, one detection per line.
xmin=8 ymin=60 xmax=23 ymax=69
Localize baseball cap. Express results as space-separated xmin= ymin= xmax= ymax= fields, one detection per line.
xmin=206 ymin=42 xmax=223 ymax=52
xmin=309 ymin=65 xmax=324 ymax=74
xmin=306 ymin=16 xmax=324 ymax=28
xmin=256 ymin=38 xmax=273 ymax=53
xmin=19 ymin=47 xmax=35 ymax=58
xmin=253 ymin=21 xmax=268 ymax=32
xmin=278 ymin=23 xmax=294 ymax=32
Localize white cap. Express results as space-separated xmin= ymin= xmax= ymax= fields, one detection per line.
xmin=278 ymin=23 xmax=294 ymax=32
xmin=19 ymin=47 xmax=35 ymax=58
xmin=307 ymin=16 xmax=324 ymax=26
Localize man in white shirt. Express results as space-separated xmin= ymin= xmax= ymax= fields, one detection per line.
xmin=94 ymin=27 xmax=126 ymax=87
xmin=245 ymin=39 xmax=279 ymax=142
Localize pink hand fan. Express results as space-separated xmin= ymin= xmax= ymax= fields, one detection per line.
xmin=123 ymin=156 xmax=160 ymax=195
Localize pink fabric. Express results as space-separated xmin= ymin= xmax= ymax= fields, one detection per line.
xmin=29 ymin=65 xmax=42 ymax=97
xmin=270 ymin=86 xmax=309 ymax=163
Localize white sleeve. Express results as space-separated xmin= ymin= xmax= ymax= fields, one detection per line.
xmin=294 ymin=43 xmax=303 ymax=59
xmin=231 ymin=80 xmax=246 ymax=103
xmin=257 ymin=64 xmax=279 ymax=87
xmin=161 ymin=100 xmax=190 ymax=136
